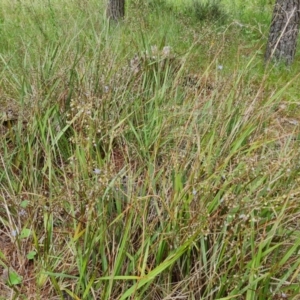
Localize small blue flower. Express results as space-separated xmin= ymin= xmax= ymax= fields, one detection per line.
xmin=19 ymin=209 xmax=27 ymax=216
xmin=11 ymin=230 xmax=18 ymax=237
xmin=93 ymin=168 xmax=101 ymax=175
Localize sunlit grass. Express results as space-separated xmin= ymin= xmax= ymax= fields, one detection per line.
xmin=0 ymin=0 xmax=300 ymax=299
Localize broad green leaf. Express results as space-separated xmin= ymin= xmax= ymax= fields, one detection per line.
xmin=7 ymin=270 xmax=23 ymax=285
xmin=20 ymin=200 xmax=29 ymax=208
xmin=20 ymin=228 xmax=31 ymax=239
xmin=27 ymin=251 xmax=37 ymax=260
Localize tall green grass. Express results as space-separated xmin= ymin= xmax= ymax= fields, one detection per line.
xmin=0 ymin=0 xmax=300 ymax=299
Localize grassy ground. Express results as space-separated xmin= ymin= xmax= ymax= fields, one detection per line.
xmin=1 ymin=0 xmax=300 ymax=299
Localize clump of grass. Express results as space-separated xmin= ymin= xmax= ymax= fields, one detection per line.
xmin=1 ymin=0 xmax=300 ymax=299
xmin=192 ymin=0 xmax=228 ymax=23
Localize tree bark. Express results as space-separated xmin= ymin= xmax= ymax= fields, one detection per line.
xmin=265 ymin=0 xmax=300 ymax=65
xmin=107 ymin=0 xmax=125 ymax=21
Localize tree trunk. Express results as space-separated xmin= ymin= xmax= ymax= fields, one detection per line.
xmin=265 ymin=0 xmax=300 ymax=65
xmin=107 ymin=0 xmax=125 ymax=21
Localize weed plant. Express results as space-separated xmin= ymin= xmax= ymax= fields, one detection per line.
xmin=0 ymin=0 xmax=300 ymax=299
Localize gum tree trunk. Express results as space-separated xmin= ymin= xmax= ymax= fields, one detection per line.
xmin=265 ymin=0 xmax=300 ymax=65
xmin=107 ymin=0 xmax=125 ymax=21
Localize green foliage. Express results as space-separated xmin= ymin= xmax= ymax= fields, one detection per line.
xmin=6 ymin=270 xmax=23 ymax=286
xmin=0 ymin=0 xmax=300 ymax=299
xmin=192 ymin=0 xmax=228 ymax=23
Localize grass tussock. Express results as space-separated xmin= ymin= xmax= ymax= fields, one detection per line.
xmin=0 ymin=0 xmax=300 ymax=299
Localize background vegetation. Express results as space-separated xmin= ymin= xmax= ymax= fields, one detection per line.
xmin=0 ymin=0 xmax=300 ymax=299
